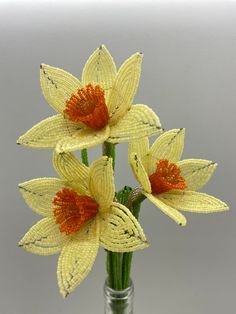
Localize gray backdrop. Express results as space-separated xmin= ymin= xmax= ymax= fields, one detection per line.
xmin=0 ymin=1 xmax=235 ymax=313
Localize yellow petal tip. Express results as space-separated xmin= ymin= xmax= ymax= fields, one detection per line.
xmin=144 ymin=240 xmax=150 ymax=248
xmin=40 ymin=63 xmax=48 ymax=69
xmin=18 ymin=183 xmax=27 ymax=190
xmin=179 ymin=220 xmax=187 ymax=227
xmin=61 ymin=290 xmax=69 ymax=299
xmin=136 ymin=52 xmax=143 ymax=59
xmin=58 ymin=285 xmax=70 ymax=298
xmin=99 ymin=44 xmax=107 ymax=50
xmin=223 ymin=205 xmax=230 ymax=211
xmin=16 ymin=134 xmax=24 ymax=144
xmin=40 ymin=63 xmax=48 ymax=71
xmin=16 ymin=135 xmax=29 ymax=146
xmin=179 ymin=215 xmax=187 ymax=227
xmin=18 ymin=237 xmax=25 ymax=248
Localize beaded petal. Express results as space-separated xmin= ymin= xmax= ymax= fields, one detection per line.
xmin=82 ymin=45 xmax=117 ymax=100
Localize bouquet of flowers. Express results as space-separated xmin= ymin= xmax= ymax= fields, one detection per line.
xmin=17 ymin=45 xmax=229 ymax=312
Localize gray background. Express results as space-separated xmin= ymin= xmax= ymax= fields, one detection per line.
xmin=0 ymin=0 xmax=235 ymax=313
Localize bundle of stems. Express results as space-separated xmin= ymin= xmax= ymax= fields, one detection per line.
xmin=81 ymin=142 xmax=145 ymax=290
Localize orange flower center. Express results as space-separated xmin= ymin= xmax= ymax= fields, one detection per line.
xmin=149 ymin=159 xmax=187 ymax=194
xmin=64 ymin=84 xmax=109 ymax=130
xmin=53 ymin=188 xmax=99 ymax=235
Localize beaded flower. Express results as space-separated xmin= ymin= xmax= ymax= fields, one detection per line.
xmin=19 ymin=153 xmax=148 ymax=297
xmin=17 ymin=45 xmax=162 ymax=152
xmin=129 ymin=129 xmax=229 ymax=226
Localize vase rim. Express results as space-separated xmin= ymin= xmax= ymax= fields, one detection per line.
xmin=104 ymin=278 xmax=134 ymax=299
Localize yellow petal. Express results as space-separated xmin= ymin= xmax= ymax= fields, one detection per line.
xmin=19 ymin=217 xmax=68 ymax=255
xmin=82 ymin=45 xmax=117 ymax=100
xmin=128 ymin=137 xmax=149 ymax=159
xmin=17 ymin=114 xmax=82 ymax=148
xmin=40 ymin=64 xmax=82 ymax=113
xmin=147 ymin=128 xmax=185 ymax=176
xmin=128 ymin=137 xmax=151 ymax=174
xmin=19 ymin=178 xmax=64 ymax=216
xmin=158 ymin=190 xmax=229 ymax=213
xmin=99 ymin=202 xmax=149 ymax=252
xmin=56 ymin=125 xmax=110 ymax=153
xmin=53 ymin=151 xmax=90 ymax=195
xmin=108 ymin=104 xmax=162 ymax=143
xmin=108 ymin=53 xmax=143 ymax=124
xmin=144 ymin=192 xmax=187 ymax=226
xmin=57 ymin=218 xmax=99 ymax=298
xmin=177 ymin=159 xmax=217 ymax=191
xmin=89 ymin=156 xmax=115 ymax=210
xmin=129 ymin=153 xmax=151 ymax=194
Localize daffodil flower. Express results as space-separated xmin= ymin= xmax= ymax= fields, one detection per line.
xmin=19 ymin=154 xmax=148 ymax=297
xmin=17 ymin=45 xmax=162 ymax=152
xmin=129 ymin=129 xmax=229 ymax=226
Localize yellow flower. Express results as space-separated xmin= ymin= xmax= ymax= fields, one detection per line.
xmin=19 ymin=154 xmax=148 ymax=297
xmin=17 ymin=45 xmax=162 ymax=152
xmin=129 ymin=129 xmax=229 ymax=226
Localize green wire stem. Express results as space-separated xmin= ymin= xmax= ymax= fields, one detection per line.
xmin=81 ymin=148 xmax=89 ymax=166
xmin=103 ymin=142 xmax=116 ymax=288
xmin=102 ymin=141 xmax=146 ymax=290
xmin=122 ymin=193 xmax=146 ymax=289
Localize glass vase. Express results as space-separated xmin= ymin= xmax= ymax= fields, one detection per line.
xmin=104 ymin=278 xmax=134 ymax=314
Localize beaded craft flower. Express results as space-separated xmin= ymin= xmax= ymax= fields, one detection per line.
xmin=19 ymin=153 xmax=148 ymax=297
xmin=129 ymin=129 xmax=229 ymax=226
xmin=17 ymin=46 xmax=230 ymax=303
xmin=17 ymin=45 xmax=162 ymax=152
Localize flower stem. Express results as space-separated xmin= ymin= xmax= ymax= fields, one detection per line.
xmin=81 ymin=148 xmax=89 ymax=166
xmin=102 ymin=141 xmax=116 ymax=169
xmin=114 ymin=187 xmax=132 ymax=290
xmin=121 ymin=204 xmax=140 ymax=289
xmin=103 ymin=141 xmax=116 ymax=288
xmin=106 ymin=250 xmax=114 ymax=288
xmin=122 ymin=192 xmax=146 ymax=289
xmin=102 ymin=142 xmax=146 ymax=291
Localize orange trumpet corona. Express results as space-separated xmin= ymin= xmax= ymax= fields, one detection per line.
xmin=53 ymin=188 xmax=98 ymax=235
xmin=64 ymin=84 xmax=109 ymax=130
xmin=149 ymin=159 xmax=187 ymax=194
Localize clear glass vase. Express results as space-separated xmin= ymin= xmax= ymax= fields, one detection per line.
xmin=104 ymin=278 xmax=134 ymax=314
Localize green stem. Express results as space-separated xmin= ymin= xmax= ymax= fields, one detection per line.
xmin=106 ymin=250 xmax=114 ymax=288
xmin=122 ymin=192 xmax=146 ymax=289
xmin=102 ymin=142 xmax=147 ymax=291
xmin=81 ymin=148 xmax=89 ymax=166
xmin=122 ymin=203 xmax=140 ymax=289
xmin=103 ymin=142 xmax=116 ymax=289
xmin=116 ymin=253 xmax=123 ymax=290
xmin=103 ymin=141 xmax=116 ymax=169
